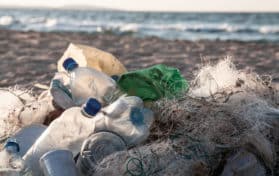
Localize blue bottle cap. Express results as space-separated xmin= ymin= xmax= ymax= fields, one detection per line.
xmin=83 ymin=98 xmax=101 ymax=117
xmin=4 ymin=138 xmax=20 ymax=153
xmin=111 ymin=75 xmax=119 ymax=81
xmin=130 ymin=107 xmax=144 ymax=126
xmin=63 ymin=57 xmax=78 ymax=71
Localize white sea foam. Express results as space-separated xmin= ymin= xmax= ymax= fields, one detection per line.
xmin=259 ymin=26 xmax=279 ymax=34
xmin=0 ymin=16 xmax=13 ymax=26
xmin=45 ymin=18 xmax=57 ymax=27
xmin=119 ymin=23 xmax=139 ymax=32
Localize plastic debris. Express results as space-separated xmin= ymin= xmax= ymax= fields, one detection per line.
xmin=0 ymin=138 xmax=31 ymax=175
xmin=63 ymin=58 xmax=119 ymax=106
xmin=50 ymin=79 xmax=75 ymax=109
xmin=117 ymin=64 xmax=189 ymax=101
xmin=40 ymin=150 xmax=78 ymax=176
xmin=221 ymin=149 xmax=266 ymax=176
xmin=96 ymin=96 xmax=154 ymax=146
xmin=0 ymin=43 xmax=278 ymax=176
xmin=58 ymin=43 xmax=127 ymax=76
xmin=12 ymin=124 xmax=46 ymax=157
xmin=23 ymin=96 xmax=154 ymax=175
xmin=77 ymin=132 xmax=127 ymax=175
xmin=23 ymin=98 xmax=102 ymax=176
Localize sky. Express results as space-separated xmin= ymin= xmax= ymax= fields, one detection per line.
xmin=0 ymin=0 xmax=278 ymax=12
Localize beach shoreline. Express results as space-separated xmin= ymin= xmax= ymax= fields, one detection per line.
xmin=0 ymin=29 xmax=278 ymax=94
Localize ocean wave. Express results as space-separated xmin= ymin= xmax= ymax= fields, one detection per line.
xmin=45 ymin=18 xmax=57 ymax=27
xmin=0 ymin=16 xmax=14 ymax=26
xmin=2 ymin=16 xmax=279 ymax=35
xmin=0 ymin=9 xmax=278 ymax=41
xmin=116 ymin=23 xmax=279 ymax=35
xmin=259 ymin=26 xmax=279 ymax=34
xmin=119 ymin=23 xmax=139 ymax=32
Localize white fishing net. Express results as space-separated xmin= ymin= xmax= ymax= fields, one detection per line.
xmin=0 ymin=87 xmax=35 ymax=146
xmin=94 ymin=59 xmax=279 ymax=176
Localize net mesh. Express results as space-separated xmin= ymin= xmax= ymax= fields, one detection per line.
xmin=94 ymin=58 xmax=279 ymax=175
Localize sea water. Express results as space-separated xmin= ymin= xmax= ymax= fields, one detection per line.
xmin=0 ymin=8 xmax=278 ymax=41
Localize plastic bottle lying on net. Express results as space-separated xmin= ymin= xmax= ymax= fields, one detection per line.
xmin=76 ymin=132 xmax=127 ymax=176
xmin=63 ymin=58 xmax=120 ymax=106
xmin=0 ymin=138 xmax=32 ymax=175
xmin=23 ymin=96 xmax=153 ymax=176
xmin=95 ymin=96 xmax=154 ymax=147
xmin=23 ymin=98 xmax=102 ymax=176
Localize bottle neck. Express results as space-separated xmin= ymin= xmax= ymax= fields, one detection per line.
xmin=5 ymin=147 xmax=19 ymax=155
xmin=103 ymin=87 xmax=125 ymax=106
xmin=81 ymin=108 xmax=96 ymax=118
xmin=67 ymin=68 xmax=76 ymax=73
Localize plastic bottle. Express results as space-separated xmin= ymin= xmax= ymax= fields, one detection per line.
xmin=23 ymin=96 xmax=153 ymax=175
xmin=23 ymin=98 xmax=102 ymax=176
xmin=76 ymin=132 xmax=127 ymax=176
xmin=95 ymin=96 xmax=154 ymax=147
xmin=1 ymin=138 xmax=31 ymax=175
xmin=12 ymin=124 xmax=47 ymax=157
xmin=63 ymin=57 xmax=118 ymax=106
xmin=50 ymin=79 xmax=75 ymax=109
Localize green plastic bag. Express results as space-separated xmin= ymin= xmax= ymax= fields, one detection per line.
xmin=117 ymin=64 xmax=189 ymax=101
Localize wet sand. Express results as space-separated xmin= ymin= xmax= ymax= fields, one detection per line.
xmin=0 ymin=29 xmax=278 ymax=94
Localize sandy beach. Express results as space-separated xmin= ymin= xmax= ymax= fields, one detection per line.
xmin=0 ymin=29 xmax=278 ymax=94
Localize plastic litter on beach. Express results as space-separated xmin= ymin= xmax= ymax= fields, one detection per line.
xmin=0 ymin=44 xmax=278 ymax=176
xmin=117 ymin=64 xmax=189 ymax=101
xmin=57 ymin=43 xmax=127 ymax=76
xmin=62 ymin=57 xmax=118 ymax=106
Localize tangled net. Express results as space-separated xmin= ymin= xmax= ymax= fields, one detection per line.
xmin=94 ymin=59 xmax=279 ymax=176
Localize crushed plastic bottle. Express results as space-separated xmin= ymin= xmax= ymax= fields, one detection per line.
xmin=63 ymin=57 xmax=119 ymax=106
xmin=23 ymin=96 xmax=153 ymax=175
xmin=117 ymin=64 xmax=189 ymax=101
xmin=95 ymin=96 xmax=154 ymax=147
xmin=77 ymin=132 xmax=127 ymax=176
xmin=23 ymin=98 xmax=102 ymax=176
xmin=0 ymin=138 xmax=32 ymax=175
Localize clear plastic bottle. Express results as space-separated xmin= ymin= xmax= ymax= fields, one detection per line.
xmin=76 ymin=132 xmax=127 ymax=176
xmin=23 ymin=96 xmax=154 ymax=175
xmin=1 ymin=138 xmax=32 ymax=175
xmin=95 ymin=96 xmax=154 ymax=147
xmin=63 ymin=58 xmax=118 ymax=106
xmin=23 ymin=98 xmax=102 ymax=176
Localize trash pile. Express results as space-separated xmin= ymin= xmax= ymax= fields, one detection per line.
xmin=0 ymin=43 xmax=278 ymax=176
